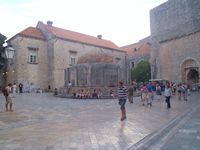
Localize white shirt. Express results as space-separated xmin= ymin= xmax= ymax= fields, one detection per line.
xmin=164 ymin=88 xmax=172 ymax=97
xmin=68 ymin=83 xmax=72 ymax=87
xmin=182 ymin=85 xmax=187 ymax=90
xmin=13 ymin=85 xmax=17 ymax=90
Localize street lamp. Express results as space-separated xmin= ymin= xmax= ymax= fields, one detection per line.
xmin=5 ymin=45 xmax=15 ymax=59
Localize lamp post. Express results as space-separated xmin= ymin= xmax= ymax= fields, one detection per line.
xmin=5 ymin=45 xmax=15 ymax=85
xmin=5 ymin=45 xmax=15 ymax=64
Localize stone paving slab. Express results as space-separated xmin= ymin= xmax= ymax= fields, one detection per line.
xmin=0 ymin=92 xmax=200 ymax=150
xmin=161 ymin=106 xmax=200 ymax=150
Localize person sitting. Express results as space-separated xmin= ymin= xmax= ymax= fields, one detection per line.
xmin=76 ymin=89 xmax=81 ymax=99
xmin=110 ymin=89 xmax=115 ymax=99
xmin=92 ymin=89 xmax=98 ymax=98
xmin=72 ymin=89 xmax=76 ymax=99
xmin=67 ymin=81 xmax=72 ymax=93
xmin=98 ymin=89 xmax=103 ymax=99
xmin=80 ymin=89 xmax=85 ymax=99
xmin=54 ymin=88 xmax=58 ymax=95
xmin=85 ymin=89 xmax=90 ymax=99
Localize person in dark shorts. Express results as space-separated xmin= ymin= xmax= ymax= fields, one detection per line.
xmin=118 ymin=81 xmax=130 ymax=121
xmin=72 ymin=89 xmax=76 ymax=99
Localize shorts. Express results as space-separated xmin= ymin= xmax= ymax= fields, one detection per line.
xmin=5 ymin=96 xmax=13 ymax=104
xmin=119 ymin=99 xmax=126 ymax=110
xmin=147 ymin=92 xmax=152 ymax=99
xmin=134 ymin=87 xmax=137 ymax=91
xmin=142 ymin=93 xmax=147 ymax=99
xmin=111 ymin=94 xmax=113 ymax=96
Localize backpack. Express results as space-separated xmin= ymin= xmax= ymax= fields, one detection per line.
xmin=2 ymin=87 xmax=9 ymax=97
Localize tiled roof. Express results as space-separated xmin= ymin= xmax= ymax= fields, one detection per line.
xmin=39 ymin=21 xmax=123 ymax=51
xmin=121 ymin=43 xmax=150 ymax=55
xmin=19 ymin=27 xmax=45 ymax=39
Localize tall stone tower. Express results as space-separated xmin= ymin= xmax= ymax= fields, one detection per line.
xmin=150 ymin=0 xmax=200 ymax=82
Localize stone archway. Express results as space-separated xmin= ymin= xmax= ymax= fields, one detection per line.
xmin=187 ymin=69 xmax=199 ymax=83
xmin=180 ymin=58 xmax=199 ymax=83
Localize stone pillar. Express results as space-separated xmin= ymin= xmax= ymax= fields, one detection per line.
xmin=87 ymin=66 xmax=92 ymax=87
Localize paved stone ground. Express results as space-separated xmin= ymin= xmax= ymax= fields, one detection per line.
xmin=0 ymin=91 xmax=199 ymax=150
xmin=161 ymin=107 xmax=200 ymax=150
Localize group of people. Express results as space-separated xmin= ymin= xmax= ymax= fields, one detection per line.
xmin=71 ymin=89 xmax=103 ymax=99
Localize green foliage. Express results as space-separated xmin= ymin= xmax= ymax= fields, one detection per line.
xmin=0 ymin=33 xmax=7 ymax=70
xmin=131 ymin=61 xmax=151 ymax=82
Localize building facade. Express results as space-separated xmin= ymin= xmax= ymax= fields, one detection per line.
xmin=2 ymin=21 xmax=127 ymax=92
xmin=150 ymin=0 xmax=200 ymax=83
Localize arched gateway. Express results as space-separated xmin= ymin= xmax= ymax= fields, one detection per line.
xmin=180 ymin=58 xmax=200 ymax=83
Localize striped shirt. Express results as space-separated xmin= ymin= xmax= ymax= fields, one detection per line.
xmin=118 ymin=86 xmax=128 ymax=99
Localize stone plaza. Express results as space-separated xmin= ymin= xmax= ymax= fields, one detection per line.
xmin=0 ymin=92 xmax=200 ymax=150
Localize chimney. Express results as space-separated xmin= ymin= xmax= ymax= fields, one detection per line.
xmin=47 ymin=21 xmax=53 ymax=26
xmin=97 ymin=35 xmax=102 ymax=39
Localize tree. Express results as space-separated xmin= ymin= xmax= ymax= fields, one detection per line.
xmin=131 ymin=61 xmax=151 ymax=82
xmin=0 ymin=33 xmax=7 ymax=70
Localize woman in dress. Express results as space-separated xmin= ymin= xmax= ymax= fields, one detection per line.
xmin=164 ymin=84 xmax=173 ymax=109
xmin=12 ymin=83 xmax=17 ymax=98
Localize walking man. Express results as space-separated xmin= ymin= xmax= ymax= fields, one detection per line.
xmin=118 ymin=81 xmax=130 ymax=121
xmin=147 ymin=83 xmax=154 ymax=106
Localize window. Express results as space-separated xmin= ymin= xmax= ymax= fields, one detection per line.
xmin=71 ymin=54 xmax=76 ymax=65
xmin=29 ymin=50 xmax=37 ymax=63
xmin=134 ymin=48 xmax=137 ymax=51
xmin=131 ymin=62 xmax=134 ymax=68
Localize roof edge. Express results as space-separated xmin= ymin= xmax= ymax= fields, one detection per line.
xmin=56 ymin=36 xmax=126 ymax=53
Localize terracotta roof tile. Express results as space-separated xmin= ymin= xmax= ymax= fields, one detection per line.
xmin=19 ymin=27 xmax=45 ymax=39
xmin=121 ymin=43 xmax=150 ymax=55
xmin=39 ymin=21 xmax=123 ymax=51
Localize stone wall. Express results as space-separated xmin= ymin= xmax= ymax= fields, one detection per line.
xmin=6 ymin=35 xmax=48 ymax=91
xmin=150 ymin=0 xmax=200 ymax=79
xmin=159 ymin=31 xmax=200 ymax=83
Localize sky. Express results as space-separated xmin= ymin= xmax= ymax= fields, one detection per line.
xmin=0 ymin=0 xmax=167 ymax=47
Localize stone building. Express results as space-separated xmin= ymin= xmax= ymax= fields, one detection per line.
xmin=121 ymin=39 xmax=151 ymax=84
xmin=2 ymin=21 xmax=127 ymax=91
xmin=150 ymin=0 xmax=200 ymax=83
xmin=60 ymin=51 xmax=123 ymax=95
